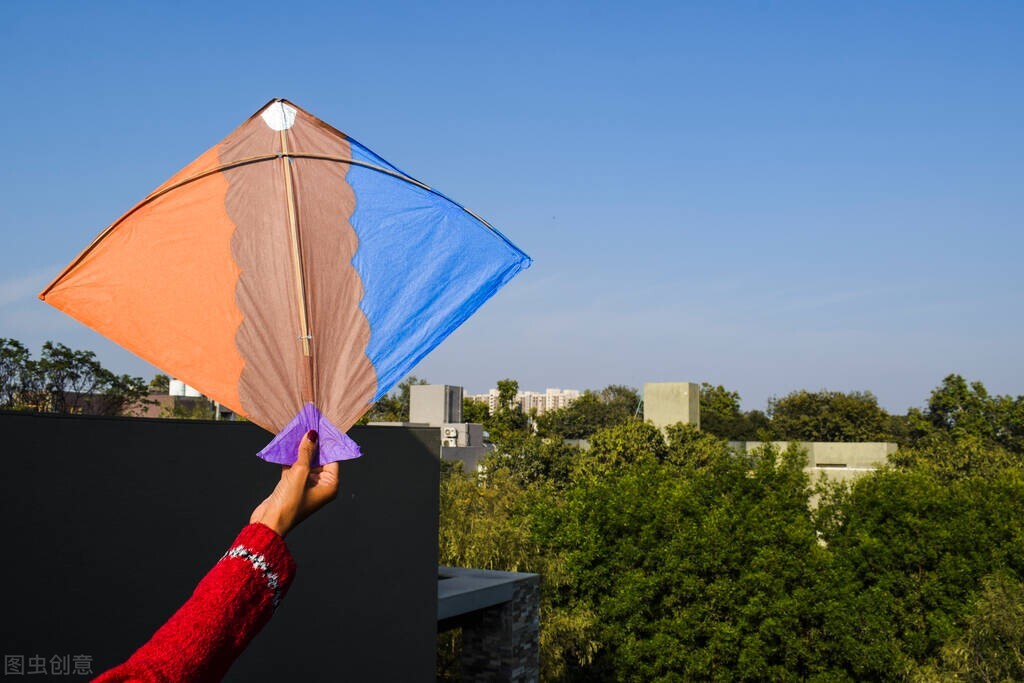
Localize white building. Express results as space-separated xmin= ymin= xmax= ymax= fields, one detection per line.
xmin=467 ymin=387 xmax=581 ymax=416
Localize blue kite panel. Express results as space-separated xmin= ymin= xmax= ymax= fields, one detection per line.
xmin=346 ymin=156 xmax=531 ymax=401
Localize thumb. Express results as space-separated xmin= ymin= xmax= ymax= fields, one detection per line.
xmin=294 ymin=429 xmax=319 ymax=470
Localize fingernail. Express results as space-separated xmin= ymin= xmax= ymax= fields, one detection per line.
xmin=306 ymin=429 xmax=318 ymax=443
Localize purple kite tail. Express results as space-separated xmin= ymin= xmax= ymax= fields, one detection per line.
xmin=257 ymin=403 xmax=362 ymax=467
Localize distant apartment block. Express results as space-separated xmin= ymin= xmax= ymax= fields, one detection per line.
xmin=467 ymin=387 xmax=581 ymax=416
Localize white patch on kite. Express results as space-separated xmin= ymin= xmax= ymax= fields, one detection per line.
xmin=261 ymin=102 xmax=297 ymax=131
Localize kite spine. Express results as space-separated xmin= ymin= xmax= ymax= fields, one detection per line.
xmin=278 ymin=121 xmax=318 ymax=408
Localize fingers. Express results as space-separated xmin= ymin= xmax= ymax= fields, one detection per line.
xmin=301 ymin=462 xmax=340 ymax=514
xmin=306 ymin=466 xmax=338 ymax=489
xmin=294 ymin=429 xmax=319 ymax=470
xmin=281 ymin=429 xmax=318 ymax=496
xmin=322 ymin=462 xmax=341 ymax=499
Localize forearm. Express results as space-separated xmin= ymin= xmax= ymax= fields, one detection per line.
xmin=95 ymin=523 xmax=296 ymax=683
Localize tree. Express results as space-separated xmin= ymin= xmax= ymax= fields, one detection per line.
xmin=482 ymin=434 xmax=581 ymax=489
xmin=496 ymin=378 xmax=520 ymax=413
xmin=664 ymin=422 xmax=734 ymax=469
xmin=598 ymin=385 xmax=640 ymax=419
xmin=920 ymin=374 xmax=1024 ymax=455
xmin=535 ymin=385 xmax=640 ymax=441
xmin=439 ymin=462 xmax=538 ymax=572
xmin=699 ymin=383 xmax=771 ymax=440
xmin=767 ymin=389 xmax=892 ymax=442
xmin=103 ymin=372 xmax=155 ymax=416
xmin=435 ymin=374 xmax=1024 ymax=680
xmin=816 ymin=465 xmax=1024 ymax=678
xmin=462 ymin=397 xmax=489 ymax=424
xmin=531 ymin=436 xmax=829 ymax=680
xmin=915 ymin=572 xmax=1024 ymax=682
xmin=0 ymin=338 xmax=33 ymax=409
xmin=892 ymin=376 xmax=1024 ymax=477
xmin=578 ymin=420 xmax=666 ymax=474
xmin=891 ymin=429 xmax=1020 ymax=481
xmin=535 ymin=392 xmax=607 ymax=440
xmin=149 ymin=374 xmax=170 ymax=393
xmin=35 ymin=342 xmax=104 ymax=413
xmin=0 ymin=340 xmax=154 ymax=416
xmin=486 ymin=378 xmax=529 ymax=446
xmin=30 ymin=341 xmax=150 ymax=416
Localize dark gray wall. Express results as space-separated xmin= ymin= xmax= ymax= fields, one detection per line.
xmin=0 ymin=411 xmax=440 ymax=681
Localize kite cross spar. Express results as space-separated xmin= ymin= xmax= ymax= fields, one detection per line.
xmin=40 ymin=99 xmax=531 ymax=465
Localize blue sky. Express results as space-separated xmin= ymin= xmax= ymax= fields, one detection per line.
xmin=2 ymin=1 xmax=1021 ymax=412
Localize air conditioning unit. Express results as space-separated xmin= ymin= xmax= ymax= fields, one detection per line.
xmin=442 ymin=426 xmax=458 ymax=438
xmin=442 ymin=438 xmax=458 ymax=448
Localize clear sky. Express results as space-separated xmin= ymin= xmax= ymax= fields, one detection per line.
xmin=2 ymin=1 xmax=1021 ymax=412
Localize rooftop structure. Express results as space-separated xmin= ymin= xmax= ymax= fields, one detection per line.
xmin=643 ymin=381 xmax=700 ymax=430
xmin=391 ymin=384 xmax=492 ymax=471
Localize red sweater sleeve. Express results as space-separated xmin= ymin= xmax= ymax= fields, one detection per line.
xmin=95 ymin=523 xmax=296 ymax=683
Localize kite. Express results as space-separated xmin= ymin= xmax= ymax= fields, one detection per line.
xmin=39 ymin=99 xmax=531 ymax=465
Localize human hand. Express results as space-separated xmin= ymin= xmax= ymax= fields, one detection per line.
xmin=250 ymin=430 xmax=339 ymax=537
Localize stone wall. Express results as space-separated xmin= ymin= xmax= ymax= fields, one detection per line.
xmin=459 ymin=575 xmax=540 ymax=682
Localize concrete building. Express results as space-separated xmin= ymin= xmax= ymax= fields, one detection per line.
xmin=643 ymin=382 xmax=700 ymax=430
xmin=397 ymin=384 xmax=491 ymax=471
xmin=730 ymin=441 xmax=897 ymax=485
xmin=409 ymin=384 xmax=462 ymax=425
xmin=643 ymin=380 xmax=895 ymax=485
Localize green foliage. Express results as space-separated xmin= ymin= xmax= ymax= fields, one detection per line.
xmin=768 ymin=389 xmax=892 ymax=442
xmin=914 ymin=572 xmax=1024 ymax=682
xmin=0 ymin=338 xmax=33 ymax=408
xmin=439 ymin=463 xmax=537 ymax=571
xmin=439 ymin=461 xmax=599 ymax=681
xmin=149 ymin=373 xmax=170 ymax=393
xmin=892 ymin=375 xmax=1024 ymax=478
xmin=439 ymin=374 xmax=1024 ymax=680
xmin=36 ymin=342 xmax=152 ymax=415
xmin=486 ymin=378 xmax=530 ymax=444
xmin=579 ymin=421 xmax=666 ymax=475
xmin=0 ymin=338 xmax=151 ymax=415
xmin=482 ymin=435 xmax=581 ymax=489
xmin=161 ymin=397 xmax=215 ymax=420
xmin=533 ymin=439 xmax=830 ymax=681
xmin=664 ymin=422 xmax=734 ymax=469
xmin=926 ymin=375 xmax=1004 ymax=436
xmin=598 ymin=385 xmax=641 ymax=419
xmin=462 ymin=396 xmax=489 ymax=424
xmin=497 ymin=378 xmax=520 ymax=412
xmin=104 ymin=372 xmax=154 ymax=417
xmin=536 ymin=386 xmax=639 ymax=441
xmin=816 ymin=467 xmax=1024 ymax=678
xmin=892 ymin=430 xmax=1021 ymax=481
xmin=699 ymin=383 xmax=771 ymax=440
